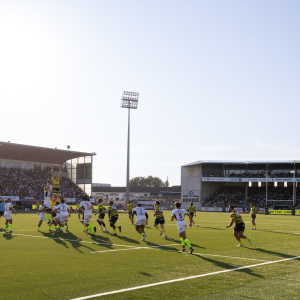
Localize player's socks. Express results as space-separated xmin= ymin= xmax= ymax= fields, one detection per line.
xmin=184 ymin=239 xmax=191 ymax=248
xmin=9 ymin=224 xmax=12 ymax=231
xmin=56 ymin=225 xmax=59 ymax=230
xmin=4 ymin=225 xmax=7 ymax=229
xmin=239 ymin=240 xmax=243 ymax=245
xmin=102 ymin=221 xmax=106 ymax=228
xmin=180 ymin=237 xmax=185 ymax=246
xmin=49 ymin=214 xmax=53 ymax=222
xmin=163 ymin=229 xmax=166 ymax=234
xmin=60 ymin=227 xmax=63 ymax=231
xmin=97 ymin=220 xmax=101 ymax=226
xmin=88 ymin=225 xmax=94 ymax=234
xmin=46 ymin=214 xmax=49 ymax=223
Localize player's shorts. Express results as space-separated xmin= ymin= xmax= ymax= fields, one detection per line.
xmin=234 ymin=222 xmax=245 ymax=232
xmin=136 ymin=218 xmax=146 ymax=226
xmin=53 ymin=214 xmax=61 ymax=222
xmin=110 ymin=215 xmax=118 ymax=225
xmin=251 ymin=214 xmax=256 ymax=220
xmin=98 ymin=213 xmax=105 ymax=219
xmin=128 ymin=211 xmax=132 ymax=216
xmin=4 ymin=212 xmax=12 ymax=220
xmin=60 ymin=215 xmax=69 ymax=222
xmin=39 ymin=213 xmax=47 ymax=221
xmin=155 ymin=217 xmax=165 ymax=225
xmin=177 ymin=222 xmax=188 ymax=233
xmin=190 ymin=213 xmax=194 ymax=218
xmin=0 ymin=211 xmax=4 ymax=216
xmin=84 ymin=213 xmax=92 ymax=223
xmin=53 ymin=188 xmax=60 ymax=193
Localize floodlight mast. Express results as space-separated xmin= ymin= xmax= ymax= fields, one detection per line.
xmin=120 ymin=91 xmax=139 ymax=205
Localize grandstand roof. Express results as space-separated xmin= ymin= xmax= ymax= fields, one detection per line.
xmin=183 ymin=160 xmax=299 ymax=167
xmin=0 ymin=141 xmax=95 ymax=165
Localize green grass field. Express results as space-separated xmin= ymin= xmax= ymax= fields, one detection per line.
xmin=1 ymin=211 xmax=300 ymax=300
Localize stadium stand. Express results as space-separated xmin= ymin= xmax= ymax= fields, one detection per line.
xmin=203 ymin=186 xmax=300 ymax=208
xmin=0 ymin=167 xmax=85 ymax=200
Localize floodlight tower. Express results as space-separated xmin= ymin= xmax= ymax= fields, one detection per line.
xmin=120 ymin=91 xmax=139 ymax=205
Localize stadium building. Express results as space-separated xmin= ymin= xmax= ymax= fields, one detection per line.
xmin=0 ymin=141 xmax=95 ymax=201
xmin=181 ymin=160 xmax=300 ymax=211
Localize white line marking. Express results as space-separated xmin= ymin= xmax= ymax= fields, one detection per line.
xmin=91 ymin=244 xmax=181 ymax=253
xmin=91 ymin=247 xmax=148 ymax=253
xmin=193 ymin=253 xmax=268 ymax=262
xmin=151 ymin=248 xmax=268 ymax=261
xmin=70 ymin=256 xmax=300 ymax=300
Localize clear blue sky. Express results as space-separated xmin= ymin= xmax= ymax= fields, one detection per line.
xmin=0 ymin=1 xmax=300 ymax=186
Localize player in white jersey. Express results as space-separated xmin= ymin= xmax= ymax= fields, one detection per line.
xmin=171 ymin=202 xmax=194 ymax=254
xmin=55 ymin=198 xmax=71 ymax=234
xmin=3 ymin=198 xmax=17 ymax=233
xmin=37 ymin=201 xmax=47 ymax=231
xmin=131 ymin=203 xmax=147 ymax=241
xmin=43 ymin=178 xmax=53 ymax=228
xmin=52 ymin=201 xmax=61 ymax=232
xmin=80 ymin=195 xmax=96 ymax=236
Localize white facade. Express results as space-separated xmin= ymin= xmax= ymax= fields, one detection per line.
xmin=181 ymin=164 xmax=202 ymax=211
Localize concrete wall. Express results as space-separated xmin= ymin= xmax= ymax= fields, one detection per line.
xmin=181 ymin=165 xmax=202 ymax=211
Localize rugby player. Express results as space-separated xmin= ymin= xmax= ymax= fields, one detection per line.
xmin=226 ymin=204 xmax=252 ymax=247
xmin=126 ymin=201 xmax=133 ymax=224
xmin=3 ymin=198 xmax=17 ymax=233
xmin=188 ymin=202 xmax=196 ymax=225
xmin=44 ymin=178 xmax=54 ymax=230
xmin=171 ymin=201 xmax=194 ymax=254
xmin=51 ymin=165 xmax=62 ymax=194
xmin=94 ymin=199 xmax=107 ymax=232
xmin=55 ymin=198 xmax=71 ymax=234
xmin=37 ymin=200 xmax=47 ymax=231
xmin=108 ymin=201 xmax=121 ymax=235
xmin=76 ymin=200 xmax=84 ymax=223
xmin=80 ymin=195 xmax=96 ymax=236
xmin=250 ymin=203 xmax=258 ymax=230
xmin=131 ymin=203 xmax=147 ymax=241
xmin=153 ymin=200 xmax=167 ymax=238
xmin=0 ymin=198 xmax=5 ymax=219
xmin=52 ymin=201 xmax=61 ymax=232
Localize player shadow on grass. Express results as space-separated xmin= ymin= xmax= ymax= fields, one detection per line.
xmin=38 ymin=231 xmax=95 ymax=253
xmin=106 ymin=232 xmax=140 ymax=244
xmin=194 ymin=255 xmax=264 ymax=278
xmin=85 ymin=234 xmax=116 ymax=250
xmin=246 ymin=247 xmax=298 ymax=259
xmin=2 ymin=232 xmax=16 ymax=240
xmin=258 ymin=229 xmax=297 ymax=237
xmin=195 ymin=225 xmax=224 ymax=231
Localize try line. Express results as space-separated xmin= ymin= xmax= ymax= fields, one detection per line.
xmin=70 ymin=255 xmax=300 ymax=300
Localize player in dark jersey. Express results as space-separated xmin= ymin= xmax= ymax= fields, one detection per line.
xmin=108 ymin=201 xmax=121 ymax=235
xmin=126 ymin=201 xmax=134 ymax=224
xmin=51 ymin=166 xmax=62 ymax=193
xmin=226 ymin=204 xmax=252 ymax=247
xmin=250 ymin=203 xmax=258 ymax=230
xmin=94 ymin=199 xmax=107 ymax=232
xmin=153 ymin=200 xmax=167 ymax=238
xmin=188 ymin=202 xmax=196 ymax=225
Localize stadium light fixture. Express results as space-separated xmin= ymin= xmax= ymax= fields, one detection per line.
xmin=120 ymin=91 xmax=139 ymax=205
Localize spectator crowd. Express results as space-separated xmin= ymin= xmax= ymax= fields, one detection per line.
xmin=203 ymin=186 xmax=300 ymax=208
xmin=0 ymin=167 xmax=85 ymax=200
